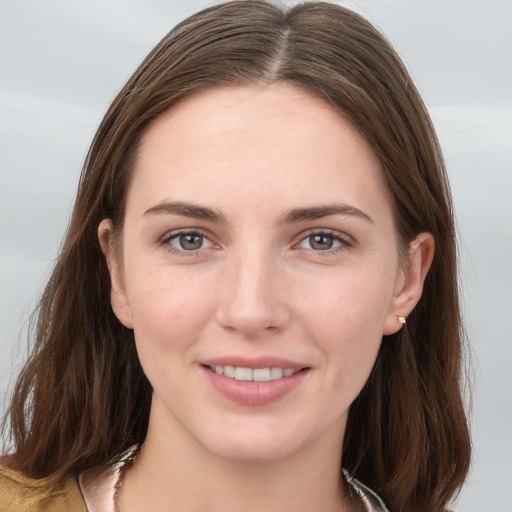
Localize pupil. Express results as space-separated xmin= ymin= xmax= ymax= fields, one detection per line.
xmin=180 ymin=234 xmax=202 ymax=250
xmin=311 ymin=234 xmax=333 ymax=250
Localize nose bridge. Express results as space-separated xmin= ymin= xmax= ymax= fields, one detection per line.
xmin=216 ymin=241 xmax=288 ymax=336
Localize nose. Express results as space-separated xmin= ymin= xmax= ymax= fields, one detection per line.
xmin=215 ymin=248 xmax=290 ymax=338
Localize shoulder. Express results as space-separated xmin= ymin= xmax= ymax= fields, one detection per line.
xmin=0 ymin=460 xmax=86 ymax=512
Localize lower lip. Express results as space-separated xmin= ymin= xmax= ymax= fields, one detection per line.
xmin=202 ymin=366 xmax=309 ymax=406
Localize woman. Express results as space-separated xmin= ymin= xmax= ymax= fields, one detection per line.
xmin=0 ymin=1 xmax=471 ymax=511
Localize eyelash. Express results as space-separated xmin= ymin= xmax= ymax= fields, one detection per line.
xmin=159 ymin=229 xmax=214 ymax=256
xmin=158 ymin=229 xmax=353 ymax=256
xmin=295 ymin=230 xmax=353 ymax=255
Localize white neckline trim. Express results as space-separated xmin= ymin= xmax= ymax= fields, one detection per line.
xmin=345 ymin=471 xmax=390 ymax=512
xmin=79 ymin=450 xmax=389 ymax=512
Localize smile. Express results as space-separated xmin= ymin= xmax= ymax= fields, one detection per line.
xmin=209 ymin=365 xmax=299 ymax=382
xmin=203 ymin=362 xmax=309 ymax=406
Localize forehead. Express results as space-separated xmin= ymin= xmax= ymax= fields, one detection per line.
xmin=127 ymin=83 xmax=390 ymax=219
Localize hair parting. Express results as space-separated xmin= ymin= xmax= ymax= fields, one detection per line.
xmin=2 ymin=3 xmax=470 ymax=511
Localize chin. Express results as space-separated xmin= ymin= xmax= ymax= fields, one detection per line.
xmin=207 ymin=437 xmax=300 ymax=464
xmin=195 ymin=417 xmax=327 ymax=464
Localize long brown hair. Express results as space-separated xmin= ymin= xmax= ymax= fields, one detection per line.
xmin=2 ymin=2 xmax=470 ymax=510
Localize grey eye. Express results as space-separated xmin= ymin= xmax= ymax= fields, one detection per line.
xmin=169 ymin=232 xmax=211 ymax=251
xmin=180 ymin=234 xmax=203 ymax=250
xmin=298 ymin=233 xmax=345 ymax=251
xmin=309 ymin=234 xmax=334 ymax=250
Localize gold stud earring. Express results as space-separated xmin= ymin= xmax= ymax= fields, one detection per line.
xmin=396 ymin=316 xmax=406 ymax=324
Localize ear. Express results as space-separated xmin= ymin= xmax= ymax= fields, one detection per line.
xmin=98 ymin=219 xmax=134 ymax=329
xmin=382 ymin=232 xmax=435 ymax=335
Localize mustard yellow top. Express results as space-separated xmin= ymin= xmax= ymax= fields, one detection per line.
xmin=0 ymin=463 xmax=86 ymax=512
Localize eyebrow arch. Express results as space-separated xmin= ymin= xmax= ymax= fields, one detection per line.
xmin=279 ymin=204 xmax=374 ymax=224
xmin=143 ymin=201 xmax=226 ymax=222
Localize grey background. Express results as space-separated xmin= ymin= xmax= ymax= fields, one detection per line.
xmin=1 ymin=1 xmax=511 ymax=510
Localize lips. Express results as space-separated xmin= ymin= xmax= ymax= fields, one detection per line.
xmin=201 ymin=357 xmax=310 ymax=406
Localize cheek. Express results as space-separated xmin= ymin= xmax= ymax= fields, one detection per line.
xmin=297 ymin=267 xmax=393 ymax=385
xmin=125 ymin=262 xmax=217 ymax=361
xmin=300 ymin=264 xmax=394 ymax=335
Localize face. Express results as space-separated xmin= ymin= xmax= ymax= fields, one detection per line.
xmin=101 ymin=84 xmax=429 ymax=464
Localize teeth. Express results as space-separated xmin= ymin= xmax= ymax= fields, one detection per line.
xmin=210 ymin=365 xmax=298 ymax=381
xmin=234 ymin=367 xmax=252 ymax=381
xmin=253 ymin=368 xmax=271 ymax=381
xmin=270 ymin=368 xmax=283 ymax=379
xmin=223 ymin=366 xmax=235 ymax=378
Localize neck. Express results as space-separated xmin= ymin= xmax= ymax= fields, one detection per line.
xmin=119 ymin=403 xmax=358 ymax=512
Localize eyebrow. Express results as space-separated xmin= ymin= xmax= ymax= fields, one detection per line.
xmin=279 ymin=204 xmax=374 ymax=224
xmin=143 ymin=201 xmax=373 ymax=225
xmin=143 ymin=201 xmax=226 ymax=222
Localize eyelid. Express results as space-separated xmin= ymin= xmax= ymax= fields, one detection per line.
xmin=157 ymin=227 xmax=353 ymax=256
xmin=293 ymin=229 xmax=354 ymax=252
xmin=159 ymin=228 xmax=219 ymax=254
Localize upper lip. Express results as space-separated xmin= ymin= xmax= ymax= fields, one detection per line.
xmin=201 ymin=356 xmax=308 ymax=371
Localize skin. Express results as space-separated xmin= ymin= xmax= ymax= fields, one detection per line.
xmin=99 ymin=83 xmax=434 ymax=512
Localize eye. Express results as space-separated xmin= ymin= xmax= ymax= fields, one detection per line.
xmin=166 ymin=231 xmax=213 ymax=252
xmin=297 ymin=232 xmax=350 ymax=252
